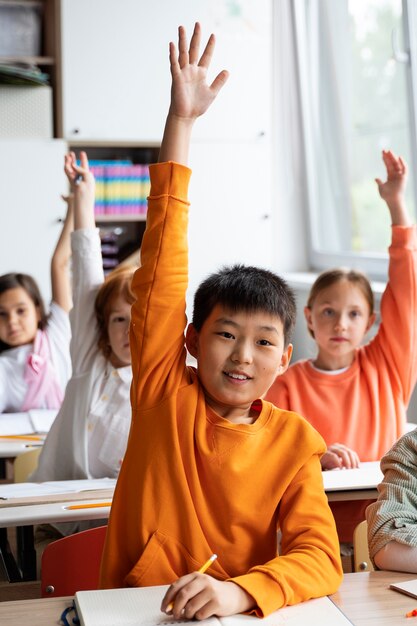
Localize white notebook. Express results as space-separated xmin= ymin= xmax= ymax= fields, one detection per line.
xmin=73 ymin=584 xmax=353 ymax=626
xmin=390 ymin=578 xmax=417 ymax=599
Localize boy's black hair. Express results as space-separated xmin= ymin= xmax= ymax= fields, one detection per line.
xmin=0 ymin=272 xmax=48 ymax=353
xmin=192 ymin=264 xmax=296 ymax=346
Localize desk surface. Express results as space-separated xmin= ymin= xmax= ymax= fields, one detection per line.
xmin=0 ymin=495 xmax=112 ymax=528
xmin=323 ymin=461 xmax=382 ymax=502
xmin=0 ymin=440 xmax=44 ymax=459
xmin=0 ymin=571 xmax=416 ymax=626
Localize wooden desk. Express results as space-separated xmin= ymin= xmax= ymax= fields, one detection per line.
xmin=332 ymin=571 xmax=417 ymax=625
xmin=323 ymin=462 xmax=383 ymax=502
xmin=1 ymin=571 xmax=417 ymax=626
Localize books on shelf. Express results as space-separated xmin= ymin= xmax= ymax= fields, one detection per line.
xmin=88 ymin=159 xmax=150 ymax=217
xmin=73 ymin=584 xmax=353 ymax=626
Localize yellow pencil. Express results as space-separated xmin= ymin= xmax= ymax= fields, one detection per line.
xmin=166 ymin=554 xmax=218 ymax=612
xmin=0 ymin=434 xmax=43 ymax=441
xmin=65 ymin=502 xmax=112 ymax=510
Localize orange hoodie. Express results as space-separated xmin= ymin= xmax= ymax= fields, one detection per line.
xmin=99 ymin=162 xmax=342 ymax=616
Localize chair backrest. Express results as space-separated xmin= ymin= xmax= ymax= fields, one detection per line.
xmin=13 ymin=448 xmax=42 ymax=482
xmin=353 ymin=519 xmax=374 ymax=572
xmin=41 ymin=525 xmax=107 ymax=597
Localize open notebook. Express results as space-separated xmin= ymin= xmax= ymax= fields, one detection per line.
xmin=73 ymin=584 xmax=353 ymax=626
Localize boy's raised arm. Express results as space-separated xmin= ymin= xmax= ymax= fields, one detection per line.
xmin=159 ymin=22 xmax=228 ymax=165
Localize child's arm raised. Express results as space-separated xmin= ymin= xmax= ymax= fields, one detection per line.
xmin=375 ymin=149 xmax=411 ymax=226
xmin=63 ymin=151 xmax=103 ymax=375
xmin=159 ymin=22 xmax=228 ymax=165
xmin=64 ymin=151 xmax=96 ymax=230
xmin=158 ymin=27 xmax=252 ymax=621
xmin=50 ymin=194 xmax=74 ymax=313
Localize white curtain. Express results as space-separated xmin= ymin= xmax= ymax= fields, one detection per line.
xmin=292 ymin=0 xmax=352 ymax=253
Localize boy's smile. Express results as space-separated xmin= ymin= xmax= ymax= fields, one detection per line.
xmin=186 ymin=304 xmax=292 ymax=423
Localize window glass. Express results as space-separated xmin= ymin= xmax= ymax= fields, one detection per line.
xmin=349 ymin=0 xmax=414 ymax=252
xmin=301 ymin=0 xmax=416 ymax=262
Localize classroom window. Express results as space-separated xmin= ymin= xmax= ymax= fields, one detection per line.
xmin=295 ymin=0 xmax=417 ymax=278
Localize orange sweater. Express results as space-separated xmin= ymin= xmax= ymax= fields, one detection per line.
xmin=99 ymin=162 xmax=342 ymax=616
xmin=267 ymin=226 xmax=417 ymax=462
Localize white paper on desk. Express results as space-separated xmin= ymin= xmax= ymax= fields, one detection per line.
xmin=0 ymin=478 xmax=116 ymax=499
xmin=0 ymin=412 xmax=33 ymax=435
xmin=28 ymin=409 xmax=58 ymax=432
xmin=44 ymin=478 xmax=116 ymax=492
xmin=74 ymin=585 xmax=353 ymax=626
xmin=0 ymin=409 xmax=57 ymax=435
xmin=0 ymin=482 xmax=81 ymax=499
xmin=322 ymin=461 xmax=383 ymax=491
xmin=390 ymin=578 xmax=417 ymax=598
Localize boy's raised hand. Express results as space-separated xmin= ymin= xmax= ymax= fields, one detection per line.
xmin=169 ymin=23 xmax=229 ymax=121
xmin=64 ymin=151 xmax=95 ymax=230
xmin=159 ymin=23 xmax=229 ymax=164
xmin=375 ymin=149 xmax=410 ymax=226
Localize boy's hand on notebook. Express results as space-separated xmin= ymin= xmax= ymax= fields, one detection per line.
xmin=321 ymin=443 xmax=360 ymax=470
xmin=161 ymin=573 xmax=255 ymax=619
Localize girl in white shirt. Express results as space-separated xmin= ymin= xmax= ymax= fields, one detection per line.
xmin=0 ymin=198 xmax=73 ymax=413
xmin=33 ymin=151 xmax=134 ymax=488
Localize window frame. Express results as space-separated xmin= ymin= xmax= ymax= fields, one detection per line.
xmin=294 ymin=0 xmax=417 ymax=281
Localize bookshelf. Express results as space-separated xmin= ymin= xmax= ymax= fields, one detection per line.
xmin=1 ymin=0 xmax=275 ymax=294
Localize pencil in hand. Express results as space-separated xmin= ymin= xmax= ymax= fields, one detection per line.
xmin=166 ymin=554 xmax=218 ymax=613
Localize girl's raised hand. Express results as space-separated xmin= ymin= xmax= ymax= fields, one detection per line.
xmin=64 ymin=151 xmax=95 ymax=230
xmin=375 ymin=150 xmax=408 ymax=217
xmin=169 ymin=22 xmax=229 ymax=122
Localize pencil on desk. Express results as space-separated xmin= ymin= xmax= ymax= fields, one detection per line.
xmin=166 ymin=554 xmax=218 ymax=612
xmin=0 ymin=434 xmax=43 ymax=441
xmin=65 ymin=502 xmax=112 ymax=510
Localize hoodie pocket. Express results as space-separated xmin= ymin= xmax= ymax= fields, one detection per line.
xmin=125 ymin=530 xmax=213 ymax=587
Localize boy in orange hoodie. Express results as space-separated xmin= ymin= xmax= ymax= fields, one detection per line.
xmin=100 ymin=23 xmax=342 ymax=618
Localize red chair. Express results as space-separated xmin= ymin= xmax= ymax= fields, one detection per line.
xmin=41 ymin=525 xmax=107 ymax=597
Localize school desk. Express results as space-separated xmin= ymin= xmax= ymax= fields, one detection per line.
xmin=0 ymin=439 xmax=44 ymax=481
xmin=323 ymin=461 xmax=383 ymax=502
xmin=0 ymin=571 xmax=417 ymax=626
xmin=0 ymin=480 xmax=115 ymax=583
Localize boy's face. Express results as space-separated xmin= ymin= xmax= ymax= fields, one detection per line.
xmin=186 ymin=304 xmax=292 ymax=422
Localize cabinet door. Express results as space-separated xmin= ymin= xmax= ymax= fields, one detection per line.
xmin=60 ymin=0 xmax=271 ymax=142
xmin=187 ymin=137 xmax=273 ymax=299
xmin=0 ymin=140 xmax=68 ymax=304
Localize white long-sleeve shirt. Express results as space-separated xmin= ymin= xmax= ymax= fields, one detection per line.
xmin=32 ymin=228 xmax=132 ymax=482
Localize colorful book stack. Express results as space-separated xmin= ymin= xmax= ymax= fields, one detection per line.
xmin=88 ymin=160 xmax=150 ymax=216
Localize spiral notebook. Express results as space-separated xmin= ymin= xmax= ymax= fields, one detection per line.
xmin=73 ymin=584 xmax=353 ymax=626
